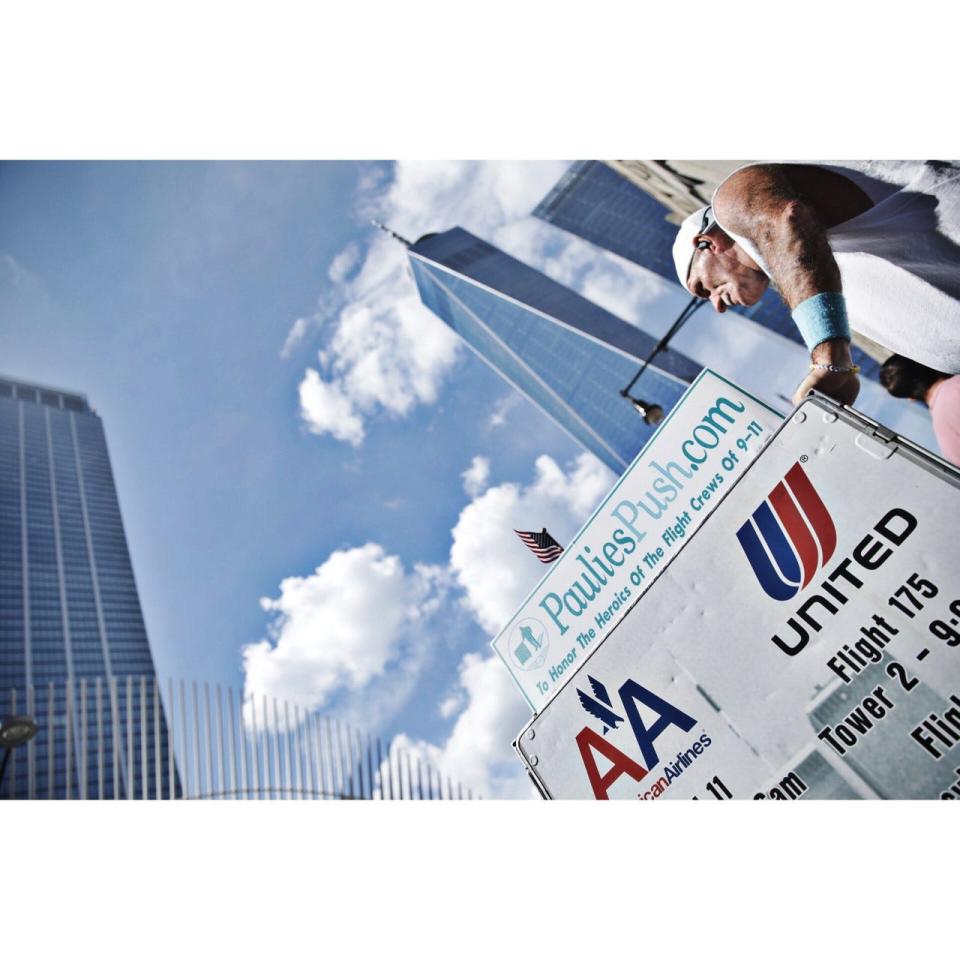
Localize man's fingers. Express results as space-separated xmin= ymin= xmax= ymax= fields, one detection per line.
xmin=792 ymin=370 xmax=822 ymax=405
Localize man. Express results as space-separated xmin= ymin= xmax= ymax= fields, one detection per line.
xmin=880 ymin=355 xmax=960 ymax=467
xmin=672 ymin=162 xmax=960 ymax=405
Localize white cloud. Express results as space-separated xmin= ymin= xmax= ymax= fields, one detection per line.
xmin=449 ymin=452 xmax=615 ymax=634
xmin=436 ymin=652 xmax=539 ymax=798
xmin=296 ymin=234 xmax=462 ymax=441
xmin=386 ymin=653 xmax=536 ymax=799
xmin=370 ymin=161 xmax=568 ymax=243
xmin=578 ymin=251 xmax=673 ymax=322
xmin=327 ymin=279 xmax=460 ymax=417
xmin=241 ymin=543 xmax=446 ymax=725
xmin=460 ymin=455 xmax=490 ymax=498
xmin=280 ymin=317 xmax=309 ymax=358
xmin=327 ymin=242 xmax=360 ymax=283
xmin=438 ymin=693 xmax=464 ymax=719
xmin=298 ymin=367 xmax=365 ymax=446
xmin=293 ymin=160 xmax=676 ymax=446
xmin=490 ymin=217 xmax=675 ymax=328
xmin=487 ymin=392 xmax=522 ymax=430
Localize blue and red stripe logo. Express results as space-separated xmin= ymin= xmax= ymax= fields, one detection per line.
xmin=737 ymin=461 xmax=836 ymax=601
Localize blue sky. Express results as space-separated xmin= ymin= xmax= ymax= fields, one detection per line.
xmin=0 ymin=159 xmax=939 ymax=797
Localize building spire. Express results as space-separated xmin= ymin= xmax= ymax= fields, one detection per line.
xmin=371 ymin=220 xmax=412 ymax=247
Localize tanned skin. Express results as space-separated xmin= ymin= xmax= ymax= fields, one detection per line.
xmin=693 ymin=164 xmax=874 ymax=406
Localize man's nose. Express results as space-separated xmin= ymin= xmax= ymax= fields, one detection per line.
xmin=710 ymin=291 xmax=727 ymax=313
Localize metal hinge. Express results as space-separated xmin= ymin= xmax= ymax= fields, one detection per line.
xmin=855 ymin=425 xmax=898 ymax=460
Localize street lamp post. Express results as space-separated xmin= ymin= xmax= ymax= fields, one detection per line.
xmin=0 ymin=715 xmax=38 ymax=791
xmin=620 ymin=296 xmax=706 ymax=426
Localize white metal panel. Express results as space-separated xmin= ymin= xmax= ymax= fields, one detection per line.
xmin=517 ymin=395 xmax=960 ymax=799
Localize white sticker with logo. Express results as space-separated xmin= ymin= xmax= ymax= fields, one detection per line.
xmin=492 ymin=369 xmax=783 ymax=710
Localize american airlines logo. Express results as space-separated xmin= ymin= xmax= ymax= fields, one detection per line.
xmin=736 ymin=461 xmax=837 ymax=601
xmin=574 ymin=674 xmax=698 ymax=800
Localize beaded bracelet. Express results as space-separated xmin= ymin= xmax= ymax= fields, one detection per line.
xmin=809 ymin=363 xmax=861 ymax=374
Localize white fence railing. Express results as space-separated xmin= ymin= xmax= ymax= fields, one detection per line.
xmin=1 ymin=677 xmax=475 ymax=800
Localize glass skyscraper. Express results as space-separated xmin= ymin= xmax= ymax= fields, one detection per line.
xmin=408 ymin=228 xmax=702 ymax=474
xmin=532 ymin=161 xmax=881 ymax=381
xmin=0 ymin=376 xmax=177 ymax=799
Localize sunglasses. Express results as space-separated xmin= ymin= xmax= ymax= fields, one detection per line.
xmin=696 ymin=206 xmax=716 ymax=250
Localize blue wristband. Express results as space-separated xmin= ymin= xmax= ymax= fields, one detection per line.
xmin=791 ymin=292 xmax=850 ymax=352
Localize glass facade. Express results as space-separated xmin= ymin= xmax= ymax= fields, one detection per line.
xmin=533 ymin=161 xmax=881 ymax=381
xmin=409 ymin=228 xmax=701 ymax=473
xmin=0 ymin=376 xmax=178 ymax=799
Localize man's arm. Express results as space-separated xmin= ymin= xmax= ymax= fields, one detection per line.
xmin=714 ymin=165 xmax=859 ymax=406
xmin=713 ymin=164 xmax=840 ymax=307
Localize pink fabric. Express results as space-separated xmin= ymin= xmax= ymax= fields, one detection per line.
xmin=929 ymin=375 xmax=960 ymax=467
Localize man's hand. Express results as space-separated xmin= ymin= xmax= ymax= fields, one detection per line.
xmin=792 ymin=367 xmax=860 ymax=406
xmin=792 ymin=338 xmax=861 ymax=406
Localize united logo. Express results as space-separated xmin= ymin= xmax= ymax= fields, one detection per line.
xmin=736 ymin=461 xmax=836 ymax=601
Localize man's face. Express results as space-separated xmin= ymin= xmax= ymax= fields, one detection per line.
xmin=686 ymin=240 xmax=769 ymax=313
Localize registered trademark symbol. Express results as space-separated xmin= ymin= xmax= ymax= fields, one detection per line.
xmin=800 ymin=455 xmax=809 ymax=463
